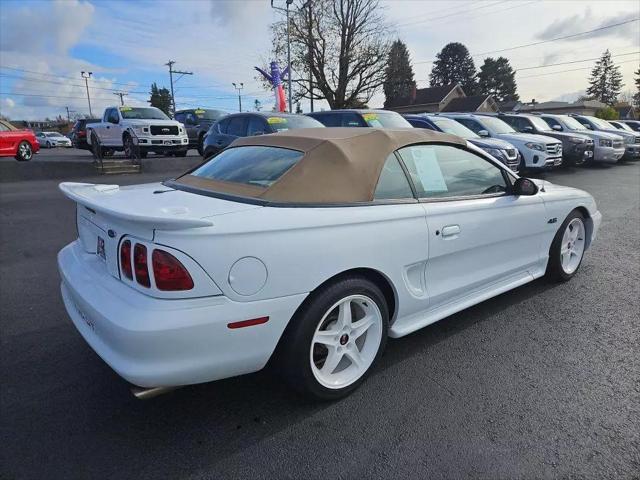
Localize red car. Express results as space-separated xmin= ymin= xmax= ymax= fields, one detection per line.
xmin=0 ymin=119 xmax=40 ymax=161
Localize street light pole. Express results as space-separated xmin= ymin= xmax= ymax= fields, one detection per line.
xmin=80 ymin=71 xmax=93 ymax=117
xmin=271 ymin=0 xmax=294 ymax=113
xmin=232 ymin=82 xmax=244 ymax=112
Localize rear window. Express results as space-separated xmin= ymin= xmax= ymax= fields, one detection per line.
xmin=266 ymin=115 xmax=324 ymax=132
xmin=189 ymin=146 xmax=303 ymax=188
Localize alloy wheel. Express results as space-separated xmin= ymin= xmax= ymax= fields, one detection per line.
xmin=310 ymin=294 xmax=383 ymax=390
xmin=560 ymin=218 xmax=585 ymax=274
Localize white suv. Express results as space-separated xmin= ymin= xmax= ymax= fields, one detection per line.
xmin=441 ymin=113 xmax=563 ymax=170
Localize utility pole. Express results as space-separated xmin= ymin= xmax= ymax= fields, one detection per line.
xmin=271 ymin=0 xmax=294 ymax=113
xmin=303 ymin=0 xmax=314 ymax=112
xmin=65 ymin=107 xmax=75 ymax=122
xmin=232 ymin=83 xmax=244 ymax=112
xmin=165 ymin=60 xmax=193 ymax=114
xmin=113 ymin=92 xmax=128 ymax=106
xmin=80 ymin=71 xmax=93 ymax=117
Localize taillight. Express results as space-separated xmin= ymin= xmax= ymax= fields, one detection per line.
xmin=120 ymin=240 xmax=132 ymax=279
xmin=133 ymin=243 xmax=150 ymax=287
xmin=152 ymin=249 xmax=194 ymax=291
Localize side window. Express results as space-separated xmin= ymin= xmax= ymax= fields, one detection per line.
xmin=174 ymin=112 xmax=186 ymax=123
xmin=217 ymin=118 xmax=230 ymax=134
xmin=398 ymin=145 xmax=507 ymax=199
xmin=227 ymin=116 xmax=247 ymax=137
xmin=247 ymin=116 xmax=267 ymax=136
xmin=542 ymin=117 xmax=561 ymax=130
xmin=108 ymin=109 xmax=119 ymax=123
xmin=504 ymin=116 xmax=527 ymax=132
xmin=374 ymin=154 xmax=414 ymax=200
xmin=576 ymin=118 xmax=592 ymax=129
xmin=0 ymin=123 xmax=8 ymax=132
xmin=185 ymin=113 xmax=198 ymax=125
xmin=456 ymin=118 xmax=483 ymax=134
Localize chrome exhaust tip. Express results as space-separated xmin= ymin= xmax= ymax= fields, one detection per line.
xmin=130 ymin=385 xmax=178 ymax=400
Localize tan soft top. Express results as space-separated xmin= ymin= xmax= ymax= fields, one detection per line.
xmin=175 ymin=127 xmax=465 ymax=204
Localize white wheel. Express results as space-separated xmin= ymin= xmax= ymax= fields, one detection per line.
xmin=560 ymin=217 xmax=585 ymax=275
xmin=310 ymin=294 xmax=383 ymax=390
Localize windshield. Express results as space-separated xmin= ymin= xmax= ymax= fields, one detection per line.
xmin=610 ymin=121 xmax=633 ymax=132
xmin=559 ymin=116 xmax=587 ymax=130
xmin=479 ymin=116 xmax=516 ymax=134
xmin=187 ymin=146 xmax=303 ymax=188
xmin=432 ymin=118 xmax=479 ymax=139
xmin=194 ymin=109 xmax=226 ymax=120
xmin=529 ymin=116 xmax=553 ymax=131
xmin=585 ymin=116 xmax=614 ymax=130
xmin=119 ymin=107 xmax=169 ymax=120
xmin=266 ymin=115 xmax=324 ymax=132
xmin=362 ymin=112 xmax=412 ymax=128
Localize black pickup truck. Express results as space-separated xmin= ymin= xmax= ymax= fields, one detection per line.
xmin=174 ymin=108 xmax=227 ymax=155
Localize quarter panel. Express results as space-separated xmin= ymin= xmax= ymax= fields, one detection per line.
xmin=154 ymin=204 xmax=432 ymax=320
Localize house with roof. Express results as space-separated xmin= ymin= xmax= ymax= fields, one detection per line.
xmin=385 ymin=84 xmax=467 ymax=113
xmin=440 ymin=95 xmax=499 ymax=113
xmin=514 ymin=99 xmax=607 ymax=116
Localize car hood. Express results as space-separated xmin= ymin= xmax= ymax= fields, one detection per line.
xmin=124 ymin=119 xmax=181 ymax=126
xmin=598 ymin=128 xmax=639 ymax=140
xmin=569 ymin=130 xmax=623 ymax=141
xmin=468 ymin=137 xmax=515 ymax=150
xmin=496 ymin=132 xmax=560 ymax=144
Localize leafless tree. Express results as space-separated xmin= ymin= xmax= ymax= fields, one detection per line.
xmin=265 ymin=0 xmax=391 ymax=109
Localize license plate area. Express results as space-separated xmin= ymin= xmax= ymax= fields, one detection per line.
xmin=164 ymin=140 xmax=172 ymax=145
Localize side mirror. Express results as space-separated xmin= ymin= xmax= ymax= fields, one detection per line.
xmin=478 ymin=129 xmax=489 ymax=137
xmin=552 ymin=125 xmax=562 ymax=131
xmin=513 ymin=177 xmax=538 ymax=196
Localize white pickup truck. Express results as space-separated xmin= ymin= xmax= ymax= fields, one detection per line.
xmin=87 ymin=106 xmax=189 ymax=158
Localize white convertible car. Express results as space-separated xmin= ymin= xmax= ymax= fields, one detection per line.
xmin=58 ymin=128 xmax=601 ymax=400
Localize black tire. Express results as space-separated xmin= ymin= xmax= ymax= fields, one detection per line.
xmin=15 ymin=141 xmax=33 ymax=161
xmin=174 ymin=150 xmax=188 ymax=157
xmin=518 ymin=151 xmax=526 ymax=174
xmin=46 ymin=141 xmax=52 ymax=149
xmin=276 ymin=275 xmax=389 ymax=401
xmin=90 ymin=132 xmax=101 ymax=160
xmin=203 ymin=148 xmax=218 ymax=160
xmin=546 ymin=210 xmax=587 ymax=282
xmin=197 ymin=134 xmax=205 ymax=156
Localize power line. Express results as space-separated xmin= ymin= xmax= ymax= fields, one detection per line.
xmin=0 ymin=73 xmax=148 ymax=94
xmin=413 ymin=18 xmax=640 ymax=65
xmin=396 ymin=0 xmax=510 ymax=28
xmin=517 ymin=58 xmax=639 ymax=79
xmin=514 ymin=51 xmax=639 ymax=72
xmin=0 ymin=66 xmax=138 ymax=87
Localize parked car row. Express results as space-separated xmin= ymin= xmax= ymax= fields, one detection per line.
xmin=190 ymin=108 xmax=639 ymax=175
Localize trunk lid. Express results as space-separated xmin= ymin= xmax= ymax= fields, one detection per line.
xmin=60 ymin=182 xmax=261 ymax=278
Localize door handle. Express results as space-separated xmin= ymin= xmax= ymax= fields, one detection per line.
xmin=441 ymin=225 xmax=461 ymax=237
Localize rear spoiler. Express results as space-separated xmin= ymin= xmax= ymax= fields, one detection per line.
xmin=59 ymin=182 xmax=214 ymax=230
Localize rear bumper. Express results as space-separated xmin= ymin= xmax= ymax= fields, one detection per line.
xmin=58 ymin=241 xmax=306 ymax=387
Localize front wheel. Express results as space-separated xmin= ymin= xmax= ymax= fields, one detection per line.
xmin=277 ymin=276 xmax=388 ymax=400
xmin=15 ymin=141 xmax=33 ymax=161
xmin=197 ymin=135 xmax=205 ymax=156
xmin=546 ymin=210 xmax=587 ymax=282
xmin=123 ymin=134 xmax=135 ymax=159
xmin=46 ymin=141 xmax=52 ymax=149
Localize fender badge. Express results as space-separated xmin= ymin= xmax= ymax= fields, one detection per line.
xmin=108 ymin=229 xmax=116 ymax=238
xmin=547 ymin=218 xmax=557 ymax=224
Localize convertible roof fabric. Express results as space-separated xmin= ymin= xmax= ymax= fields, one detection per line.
xmin=176 ymin=127 xmax=465 ymax=204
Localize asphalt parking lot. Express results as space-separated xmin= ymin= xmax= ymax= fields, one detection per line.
xmin=1 ymin=162 xmax=639 ymax=479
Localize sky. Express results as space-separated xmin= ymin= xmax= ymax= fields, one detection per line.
xmin=0 ymin=0 xmax=638 ymax=121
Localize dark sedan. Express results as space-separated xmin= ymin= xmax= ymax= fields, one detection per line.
xmin=201 ymin=112 xmax=324 ymax=159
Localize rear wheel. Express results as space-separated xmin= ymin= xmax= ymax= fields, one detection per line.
xmin=546 ymin=210 xmax=587 ymax=282
xmin=278 ymin=276 xmax=388 ymax=400
xmin=15 ymin=141 xmax=33 ymax=161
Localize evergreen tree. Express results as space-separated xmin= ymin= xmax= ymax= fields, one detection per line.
xmin=383 ymin=39 xmax=415 ymax=107
xmin=633 ymin=68 xmax=640 ymax=108
xmin=148 ymin=83 xmax=173 ymax=115
xmin=477 ymin=56 xmax=519 ymax=102
xmin=586 ymin=50 xmax=624 ymax=106
xmin=429 ymin=42 xmax=477 ymax=94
